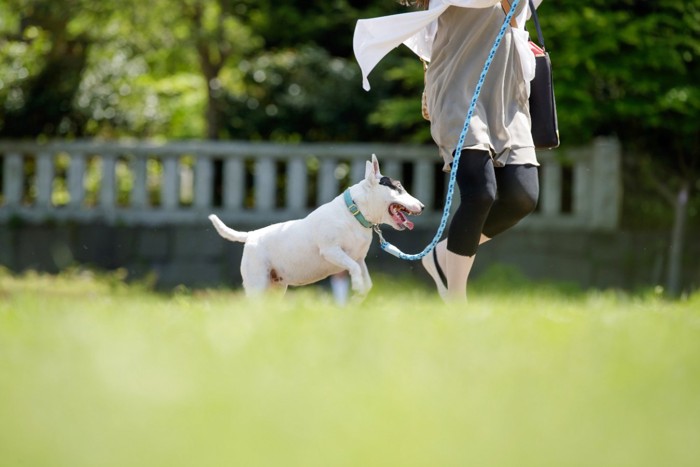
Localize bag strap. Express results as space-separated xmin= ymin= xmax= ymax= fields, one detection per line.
xmin=499 ymin=0 xmax=518 ymax=28
xmin=501 ymin=0 xmax=546 ymax=50
xmin=528 ymin=0 xmax=546 ymax=50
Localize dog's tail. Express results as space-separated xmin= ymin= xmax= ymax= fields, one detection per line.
xmin=208 ymin=214 xmax=249 ymax=243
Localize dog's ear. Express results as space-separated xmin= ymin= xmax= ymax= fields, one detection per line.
xmin=365 ymin=154 xmax=381 ymax=184
xmin=371 ymin=154 xmax=381 ymax=176
xmin=365 ymin=153 xmax=381 ymax=184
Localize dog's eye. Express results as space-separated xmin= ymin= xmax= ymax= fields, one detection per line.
xmin=379 ymin=176 xmax=401 ymax=191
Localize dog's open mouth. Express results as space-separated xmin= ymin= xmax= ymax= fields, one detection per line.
xmin=389 ymin=203 xmax=419 ymax=230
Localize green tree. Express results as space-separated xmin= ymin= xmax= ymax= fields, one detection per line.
xmin=0 ymin=0 xmax=119 ymax=136
xmin=224 ymin=46 xmax=397 ymax=142
xmin=166 ymin=0 xmax=261 ymax=139
xmin=0 ymin=0 xmax=401 ymax=140
xmin=241 ymin=0 xmax=394 ymax=56
xmin=542 ymin=0 xmax=699 ymax=296
xmin=214 ymin=0 xmax=407 ymax=142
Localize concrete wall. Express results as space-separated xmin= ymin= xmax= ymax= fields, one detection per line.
xmin=1 ymin=221 xmax=697 ymax=293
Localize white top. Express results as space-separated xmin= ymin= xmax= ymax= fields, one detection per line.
xmin=353 ymin=0 xmax=543 ymax=91
xmin=428 ymin=4 xmax=539 ymax=168
xmin=354 ymin=0 xmax=543 ymax=169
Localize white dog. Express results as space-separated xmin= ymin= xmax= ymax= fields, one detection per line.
xmin=209 ymin=154 xmax=424 ymax=297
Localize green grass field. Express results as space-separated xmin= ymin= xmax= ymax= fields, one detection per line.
xmin=1 ymin=268 xmax=699 ymax=467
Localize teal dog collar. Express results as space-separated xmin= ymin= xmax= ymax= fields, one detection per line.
xmin=343 ymin=189 xmax=374 ymax=228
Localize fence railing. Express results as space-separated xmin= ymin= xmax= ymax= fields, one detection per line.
xmin=0 ymin=138 xmax=621 ymax=230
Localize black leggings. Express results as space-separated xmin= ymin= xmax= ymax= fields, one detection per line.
xmin=446 ymin=149 xmax=539 ymax=257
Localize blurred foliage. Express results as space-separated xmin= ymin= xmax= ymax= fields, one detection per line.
xmin=0 ymin=0 xmax=698 ymax=226
xmin=224 ymin=46 xmax=401 ymax=142
xmin=536 ymin=0 xmax=699 ymax=229
xmin=0 ymin=0 xmax=402 ymax=140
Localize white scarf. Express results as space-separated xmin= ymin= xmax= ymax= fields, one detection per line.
xmin=353 ymin=0 xmax=543 ymax=91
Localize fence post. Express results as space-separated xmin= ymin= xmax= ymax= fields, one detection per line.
xmin=573 ymin=155 xmax=592 ymax=222
xmin=540 ymin=160 xmax=562 ymax=216
xmin=67 ymin=153 xmax=86 ymax=208
xmin=255 ymin=156 xmax=275 ymax=210
xmin=194 ymin=157 xmax=213 ymax=210
xmin=318 ymin=158 xmax=337 ymax=204
xmin=100 ymin=154 xmax=117 ymax=210
xmin=132 ymin=157 xmax=148 ymax=209
xmin=287 ymin=157 xmax=307 ymax=211
xmin=162 ymin=157 xmax=179 ymax=210
xmin=589 ymin=137 xmax=622 ymax=230
xmin=3 ymin=153 xmax=23 ymax=206
xmin=36 ymin=152 xmax=54 ymax=207
xmin=223 ymin=158 xmax=244 ymax=210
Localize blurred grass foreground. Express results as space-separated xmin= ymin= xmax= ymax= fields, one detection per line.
xmin=1 ymin=269 xmax=700 ymax=467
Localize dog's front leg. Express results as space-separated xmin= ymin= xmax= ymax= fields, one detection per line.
xmin=319 ymin=247 xmax=370 ymax=297
xmin=358 ymin=259 xmax=372 ymax=293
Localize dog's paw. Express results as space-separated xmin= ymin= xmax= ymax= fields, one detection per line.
xmin=350 ymin=278 xmax=371 ymax=297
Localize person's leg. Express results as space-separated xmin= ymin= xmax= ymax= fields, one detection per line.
xmin=422 ymin=234 xmax=490 ymax=300
xmin=482 ymin=164 xmax=539 ymax=238
xmin=421 ymin=240 xmax=448 ymax=299
xmin=422 ymin=150 xmax=496 ymax=301
xmin=423 ymin=162 xmax=538 ymax=301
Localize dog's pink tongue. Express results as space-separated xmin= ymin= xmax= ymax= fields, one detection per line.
xmin=391 ymin=208 xmax=415 ymax=230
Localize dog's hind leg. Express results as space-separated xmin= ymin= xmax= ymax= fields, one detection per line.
xmin=241 ymin=272 xmax=269 ymax=296
xmin=319 ymin=246 xmax=370 ymax=297
xmin=239 ymin=248 xmax=290 ymax=297
xmin=245 ymin=272 xmax=287 ymax=297
xmin=240 ymin=249 xmax=272 ymax=296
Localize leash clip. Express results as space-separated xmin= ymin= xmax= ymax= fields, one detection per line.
xmin=372 ymin=224 xmax=385 ymax=243
xmin=372 ymin=225 xmax=402 ymax=258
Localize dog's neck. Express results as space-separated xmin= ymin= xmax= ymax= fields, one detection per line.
xmin=343 ymin=189 xmax=374 ymax=228
xmin=346 ymin=183 xmax=383 ymax=227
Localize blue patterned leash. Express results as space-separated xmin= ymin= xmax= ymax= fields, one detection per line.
xmin=376 ymin=0 xmax=521 ymax=260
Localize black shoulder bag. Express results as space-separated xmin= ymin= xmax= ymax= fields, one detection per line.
xmin=527 ymin=0 xmax=560 ymax=149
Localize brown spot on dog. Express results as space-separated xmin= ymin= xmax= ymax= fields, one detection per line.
xmin=270 ymin=269 xmax=283 ymax=283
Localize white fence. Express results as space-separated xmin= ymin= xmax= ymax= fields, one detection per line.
xmin=0 ymin=138 xmax=621 ymax=230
